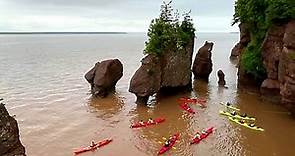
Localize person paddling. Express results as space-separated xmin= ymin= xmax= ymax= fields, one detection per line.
xmin=194 ymin=132 xmax=201 ymax=140
xmin=139 ymin=120 xmax=144 ymax=125
xmin=148 ymin=118 xmax=154 ymax=124
xmin=164 ymin=136 xmax=174 ymax=147
xmin=90 ymin=141 xmax=97 ymax=148
xmin=249 ymin=123 xmax=255 ymax=127
xmin=231 ymin=111 xmax=237 ymax=116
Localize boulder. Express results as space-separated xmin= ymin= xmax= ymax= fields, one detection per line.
xmin=0 ymin=101 xmax=26 ymax=156
xmin=129 ymin=37 xmax=194 ymax=104
xmin=192 ymin=41 xmax=214 ymax=80
xmin=85 ymin=59 xmax=123 ymax=97
xmin=217 ymin=70 xmax=226 ymax=86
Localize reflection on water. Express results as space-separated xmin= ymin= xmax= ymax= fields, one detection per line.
xmin=1 ymin=33 xmax=295 ymax=156
xmin=87 ymin=93 xmax=124 ymax=120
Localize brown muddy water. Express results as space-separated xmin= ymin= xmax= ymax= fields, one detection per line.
xmin=1 ymin=33 xmax=295 ymax=156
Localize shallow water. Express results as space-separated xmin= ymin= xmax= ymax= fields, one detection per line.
xmin=1 ymin=33 xmax=295 ymax=156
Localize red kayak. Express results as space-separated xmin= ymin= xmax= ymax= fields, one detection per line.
xmin=131 ymin=118 xmax=165 ymax=128
xmin=179 ymin=103 xmax=196 ymax=114
xmin=190 ymin=127 xmax=214 ymax=144
xmin=158 ymin=133 xmax=180 ymax=155
xmin=178 ymin=97 xmax=207 ymax=107
xmin=73 ymin=139 xmax=112 ymax=155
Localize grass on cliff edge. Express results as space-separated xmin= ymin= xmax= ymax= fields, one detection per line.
xmin=144 ymin=0 xmax=195 ymax=56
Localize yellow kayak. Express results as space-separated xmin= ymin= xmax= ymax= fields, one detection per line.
xmin=220 ymin=102 xmax=240 ymax=111
xmin=228 ymin=116 xmax=264 ymax=132
xmin=219 ymin=110 xmax=255 ymax=121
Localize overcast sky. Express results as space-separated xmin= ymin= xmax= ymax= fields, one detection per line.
xmin=0 ymin=0 xmax=238 ymax=32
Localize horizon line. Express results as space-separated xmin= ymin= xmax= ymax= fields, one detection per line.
xmin=0 ymin=31 xmax=239 ymax=35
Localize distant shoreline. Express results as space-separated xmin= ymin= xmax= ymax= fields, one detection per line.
xmin=0 ymin=32 xmax=127 ymax=35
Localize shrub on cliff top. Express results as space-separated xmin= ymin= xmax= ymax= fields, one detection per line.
xmin=233 ymin=0 xmax=294 ymax=80
xmin=144 ymin=0 xmax=195 ymax=56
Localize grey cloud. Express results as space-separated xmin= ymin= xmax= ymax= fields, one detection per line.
xmin=0 ymin=0 xmax=238 ymax=32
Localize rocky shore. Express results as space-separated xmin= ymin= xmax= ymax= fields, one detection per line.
xmin=232 ymin=20 xmax=295 ymax=114
xmin=0 ymin=100 xmax=26 ymax=156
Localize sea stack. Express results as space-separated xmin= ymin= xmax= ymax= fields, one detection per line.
xmin=129 ymin=1 xmax=195 ymax=104
xmin=85 ymin=59 xmax=123 ymax=97
xmin=192 ymin=41 xmax=214 ymax=80
xmin=217 ymin=70 xmax=226 ymax=86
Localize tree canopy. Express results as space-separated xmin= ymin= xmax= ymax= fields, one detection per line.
xmin=144 ymin=0 xmax=195 ymax=56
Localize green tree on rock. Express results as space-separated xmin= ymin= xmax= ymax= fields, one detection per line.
xmin=144 ymin=0 xmax=195 ymax=56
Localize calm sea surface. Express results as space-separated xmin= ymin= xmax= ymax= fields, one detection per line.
xmin=1 ymin=33 xmax=295 ymax=156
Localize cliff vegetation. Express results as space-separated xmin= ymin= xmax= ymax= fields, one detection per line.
xmin=233 ymin=0 xmax=295 ymax=79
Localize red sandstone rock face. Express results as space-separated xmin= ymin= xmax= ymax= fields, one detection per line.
xmin=192 ymin=41 xmax=213 ymax=80
xmin=85 ymin=59 xmax=123 ymax=97
xmin=260 ymin=25 xmax=286 ymax=98
xmin=129 ymin=55 xmax=161 ymax=99
xmin=161 ymin=40 xmax=194 ymax=88
xmin=262 ymin=25 xmax=285 ymax=80
xmin=230 ymin=23 xmax=250 ymax=58
xmin=129 ymin=37 xmax=195 ymax=104
xmin=0 ymin=102 xmax=26 ymax=156
xmin=280 ymin=20 xmax=295 ymax=113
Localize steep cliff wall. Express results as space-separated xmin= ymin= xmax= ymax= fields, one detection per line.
xmin=280 ymin=20 xmax=295 ymax=114
xmin=230 ymin=23 xmax=250 ymax=58
xmin=234 ymin=20 xmax=295 ymax=114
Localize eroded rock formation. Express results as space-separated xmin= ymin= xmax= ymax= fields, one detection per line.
xmin=85 ymin=59 xmax=123 ymax=97
xmin=129 ymin=55 xmax=161 ymax=103
xmin=280 ymin=20 xmax=295 ymax=113
xmin=0 ymin=100 xmax=26 ymax=156
xmin=129 ymin=37 xmax=194 ymax=104
xmin=260 ymin=25 xmax=286 ymax=98
xmin=217 ymin=70 xmax=226 ymax=86
xmin=235 ymin=20 xmax=295 ymax=114
xmin=192 ymin=41 xmax=214 ymax=80
xmin=230 ymin=23 xmax=250 ymax=58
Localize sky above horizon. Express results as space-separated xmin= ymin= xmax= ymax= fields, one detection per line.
xmin=0 ymin=0 xmax=238 ymax=32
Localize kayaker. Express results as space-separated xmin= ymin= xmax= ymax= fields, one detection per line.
xmin=164 ymin=139 xmax=171 ymax=147
xmin=201 ymin=130 xmax=207 ymax=135
xmin=240 ymin=113 xmax=247 ymax=117
xmin=90 ymin=141 xmax=97 ymax=148
xmin=231 ymin=111 xmax=237 ymax=116
xmin=239 ymin=119 xmax=245 ymax=124
xmin=194 ymin=132 xmax=201 ymax=139
xmin=139 ymin=120 xmax=144 ymax=125
xmin=148 ymin=118 xmax=154 ymax=124
xmin=249 ymin=123 xmax=255 ymax=127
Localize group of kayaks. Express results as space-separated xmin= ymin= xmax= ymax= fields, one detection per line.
xmin=157 ymin=126 xmax=214 ymax=155
xmin=178 ymin=97 xmax=207 ymax=114
xmin=219 ymin=102 xmax=264 ymax=132
xmin=73 ymin=98 xmax=265 ymax=155
xmin=73 ymin=97 xmax=213 ymax=155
